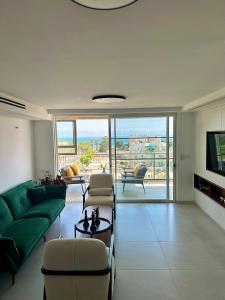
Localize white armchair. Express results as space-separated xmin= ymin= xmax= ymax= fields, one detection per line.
xmin=42 ymin=236 xmax=115 ymax=300
xmin=83 ymin=174 xmax=116 ymax=218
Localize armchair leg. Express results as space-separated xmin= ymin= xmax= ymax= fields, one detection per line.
xmin=12 ymin=272 xmax=15 ymax=285
xmin=113 ymin=208 xmax=116 ymax=219
xmin=142 ymin=183 xmax=145 ymax=193
xmin=43 ymin=286 xmax=47 ymax=300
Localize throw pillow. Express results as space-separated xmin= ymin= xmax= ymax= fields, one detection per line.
xmin=28 ymin=187 xmax=48 ymax=204
xmin=134 ymin=164 xmax=141 ymax=176
xmin=71 ymin=162 xmax=80 ymax=175
xmin=66 ymin=167 xmax=74 ymax=177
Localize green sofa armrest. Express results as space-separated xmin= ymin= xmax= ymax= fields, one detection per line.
xmin=0 ymin=237 xmax=22 ymax=272
xmin=45 ymin=185 xmax=67 ymax=200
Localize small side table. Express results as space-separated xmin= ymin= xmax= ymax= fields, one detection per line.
xmin=75 ymin=217 xmax=112 ymax=238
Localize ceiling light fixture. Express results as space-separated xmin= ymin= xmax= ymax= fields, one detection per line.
xmin=70 ymin=0 xmax=138 ymax=10
xmin=92 ymin=94 xmax=126 ymax=103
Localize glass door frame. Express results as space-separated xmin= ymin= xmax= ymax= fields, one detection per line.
xmin=108 ymin=113 xmax=176 ymax=202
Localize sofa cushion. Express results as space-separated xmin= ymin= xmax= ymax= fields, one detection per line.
xmin=45 ymin=185 xmax=67 ymax=200
xmin=2 ymin=218 xmax=49 ymax=259
xmin=22 ymin=199 xmax=65 ymax=222
xmin=1 ymin=180 xmax=34 ymax=220
xmin=28 ymin=186 xmax=48 ymax=204
xmin=0 ymin=197 xmax=13 ymax=233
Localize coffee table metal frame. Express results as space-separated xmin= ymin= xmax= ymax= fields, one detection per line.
xmin=74 ymin=217 xmax=112 ymax=238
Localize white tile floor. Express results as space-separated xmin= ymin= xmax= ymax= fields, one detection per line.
xmin=1 ymin=202 xmax=225 ymax=299
xmin=66 ymin=181 xmax=173 ymax=202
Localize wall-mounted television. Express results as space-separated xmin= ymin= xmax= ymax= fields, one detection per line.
xmin=207 ymin=131 xmax=225 ymax=176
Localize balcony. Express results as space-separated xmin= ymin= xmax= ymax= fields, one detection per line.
xmin=61 ymin=153 xmax=174 ymax=201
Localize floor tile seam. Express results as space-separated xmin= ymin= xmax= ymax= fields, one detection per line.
xmin=146 ymin=211 xmax=160 ymax=242
xmin=157 ymin=235 xmax=171 ymax=269
xmin=116 ymin=268 xmax=174 ymax=271
xmin=168 ymin=268 xmax=184 ymax=299
xmin=167 ymin=266 xmax=225 ymax=271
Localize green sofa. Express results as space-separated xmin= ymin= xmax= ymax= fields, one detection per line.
xmin=0 ymin=180 xmax=66 ymax=283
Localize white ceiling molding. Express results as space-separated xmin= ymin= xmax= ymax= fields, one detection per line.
xmin=47 ymin=107 xmax=182 ymax=116
xmin=182 ymin=87 xmax=225 ymax=112
xmin=0 ymin=92 xmax=50 ymax=120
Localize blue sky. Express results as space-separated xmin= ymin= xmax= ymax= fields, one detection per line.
xmin=57 ymin=117 xmax=173 ymax=138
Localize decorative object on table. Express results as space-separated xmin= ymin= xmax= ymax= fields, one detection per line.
xmin=83 ymin=210 xmax=89 ymax=229
xmin=39 ymin=174 xmax=66 ymax=186
xmin=90 ymin=211 xmax=96 ymax=232
xmin=94 ymin=207 xmax=100 ymax=225
xmin=53 ymin=175 xmax=66 ymax=186
xmin=100 ymin=163 xmax=107 ymax=173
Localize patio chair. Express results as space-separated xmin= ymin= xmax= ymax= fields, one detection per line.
xmin=83 ymin=173 xmax=116 ymax=218
xmin=121 ymin=164 xmax=147 ymax=193
xmin=42 ymin=236 xmax=115 ymax=300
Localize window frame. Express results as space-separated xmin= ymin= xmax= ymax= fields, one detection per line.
xmin=56 ymin=120 xmax=77 ymax=156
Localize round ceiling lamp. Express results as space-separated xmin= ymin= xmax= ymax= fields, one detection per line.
xmin=92 ymin=94 xmax=126 ymax=103
xmin=70 ymin=0 xmax=138 ymax=10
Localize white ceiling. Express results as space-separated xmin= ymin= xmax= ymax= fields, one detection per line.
xmin=0 ymin=0 xmax=225 ymax=110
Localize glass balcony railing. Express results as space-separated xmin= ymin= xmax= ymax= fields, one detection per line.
xmin=58 ymin=152 xmax=173 ymax=180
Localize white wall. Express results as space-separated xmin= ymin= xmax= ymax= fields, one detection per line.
xmin=194 ymin=102 xmax=225 ymax=229
xmin=176 ymin=112 xmax=194 ymax=201
xmin=33 ymin=120 xmax=55 ymax=181
xmin=0 ymin=115 xmax=34 ymax=193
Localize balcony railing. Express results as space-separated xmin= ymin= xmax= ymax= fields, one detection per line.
xmin=58 ymin=152 xmax=173 ymax=180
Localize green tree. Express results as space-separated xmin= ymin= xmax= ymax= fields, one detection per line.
xmin=78 ymin=141 xmax=92 ymax=154
xmin=80 ymin=155 xmax=92 ymax=166
xmin=116 ymin=140 xmax=124 ymax=150
xmin=99 ymin=136 xmax=109 ymax=153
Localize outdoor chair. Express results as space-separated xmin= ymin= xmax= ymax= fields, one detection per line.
xmin=42 ymin=236 xmax=115 ymax=300
xmin=83 ymin=173 xmax=116 ymax=218
xmin=59 ymin=165 xmax=86 ymax=193
xmin=121 ymin=164 xmax=147 ymax=193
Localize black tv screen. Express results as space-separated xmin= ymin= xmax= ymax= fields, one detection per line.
xmin=207 ymin=131 xmax=225 ymax=176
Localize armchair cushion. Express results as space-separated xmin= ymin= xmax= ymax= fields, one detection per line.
xmin=89 ymin=188 xmax=112 ymax=196
xmin=43 ymin=238 xmax=108 ymax=271
xmin=84 ymin=196 xmax=114 ymax=209
xmin=89 ymin=174 xmax=113 ymax=189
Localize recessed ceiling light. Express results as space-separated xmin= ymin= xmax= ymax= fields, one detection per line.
xmin=92 ymin=94 xmax=126 ymax=103
xmin=71 ymin=0 xmax=138 ymax=10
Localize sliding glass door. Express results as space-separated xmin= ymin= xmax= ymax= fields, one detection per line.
xmin=56 ymin=114 xmax=175 ymax=202
xmin=111 ymin=116 xmax=175 ymax=201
